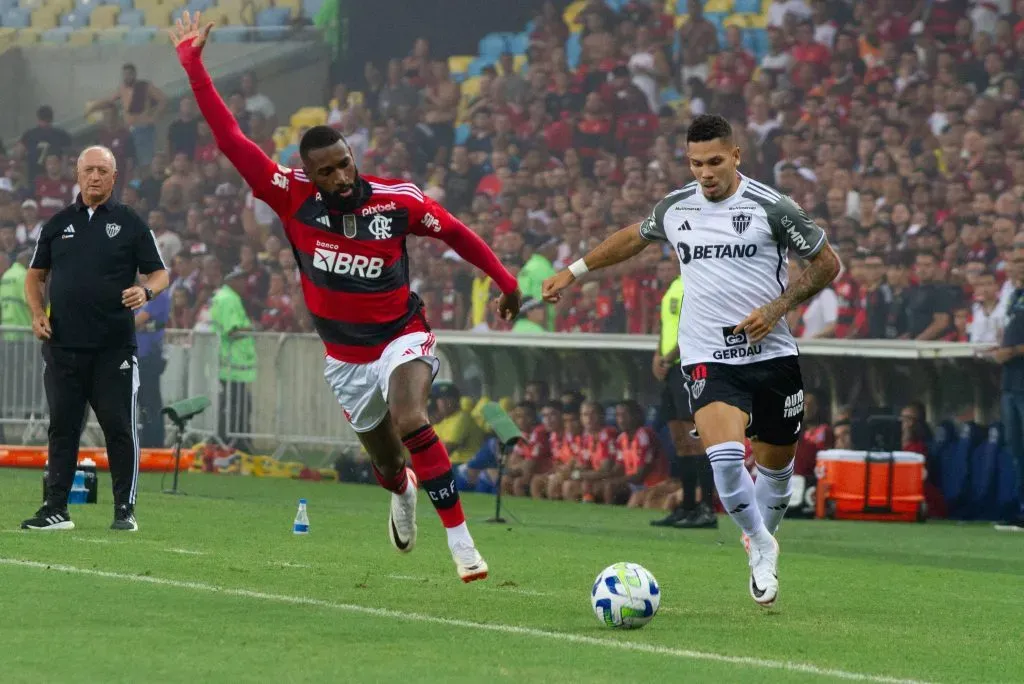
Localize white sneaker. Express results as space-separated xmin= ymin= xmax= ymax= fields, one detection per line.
xmin=387 ymin=468 xmax=418 ymax=553
xmin=451 ymin=540 xmax=489 ymax=583
xmin=744 ymin=532 xmax=779 ymax=606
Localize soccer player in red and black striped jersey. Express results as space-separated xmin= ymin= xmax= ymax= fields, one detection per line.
xmin=171 ymin=14 xmax=522 ymax=582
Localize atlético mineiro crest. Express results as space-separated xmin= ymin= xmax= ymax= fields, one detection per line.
xmin=690 ymin=379 xmax=705 ymax=399
xmin=106 ymin=223 xmax=120 ymax=238
xmin=732 ymin=213 xmax=751 ymax=235
xmin=342 ymin=214 xmax=357 ymax=239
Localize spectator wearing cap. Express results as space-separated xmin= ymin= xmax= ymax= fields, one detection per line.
xmin=15 ymin=199 xmax=42 ymax=246
xmin=431 ymin=381 xmax=486 ymax=466
xmin=512 ymin=297 xmax=548 ymax=333
xmin=209 ymin=266 xmax=257 ymax=453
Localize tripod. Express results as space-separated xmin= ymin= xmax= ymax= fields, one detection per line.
xmin=161 ymin=396 xmax=211 ymax=496
xmin=487 ymin=439 xmax=522 ymax=524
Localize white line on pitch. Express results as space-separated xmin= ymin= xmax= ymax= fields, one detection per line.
xmin=385 ymin=573 xmax=552 ymax=597
xmin=0 ymin=557 xmax=935 ymax=684
xmin=166 ymin=548 xmax=205 ymax=556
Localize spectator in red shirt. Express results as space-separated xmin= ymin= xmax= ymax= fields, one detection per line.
xmin=503 ymin=401 xmax=553 ymax=498
xmin=791 ymin=20 xmax=832 ymax=70
xmin=34 ymin=153 xmax=74 ymax=220
xmin=259 ymin=269 xmax=296 ymax=332
xmin=793 ymin=392 xmax=833 ymax=482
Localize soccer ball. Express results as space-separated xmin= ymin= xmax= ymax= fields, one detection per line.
xmin=591 ymin=562 xmax=660 ymax=629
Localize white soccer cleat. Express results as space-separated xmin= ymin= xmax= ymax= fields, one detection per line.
xmin=387 ymin=468 xmax=418 ymax=554
xmin=451 ymin=540 xmax=489 ymax=583
xmin=744 ymin=532 xmax=780 ymax=607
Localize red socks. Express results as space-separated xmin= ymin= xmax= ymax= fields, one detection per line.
xmin=372 ymin=463 xmax=409 ymax=494
xmin=402 ymin=425 xmax=466 ymax=529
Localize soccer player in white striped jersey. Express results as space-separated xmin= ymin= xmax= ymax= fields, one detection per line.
xmin=543 ymin=114 xmax=840 ymax=606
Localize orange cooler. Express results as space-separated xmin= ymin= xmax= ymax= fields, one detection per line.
xmin=815 ymin=449 xmax=927 ymax=523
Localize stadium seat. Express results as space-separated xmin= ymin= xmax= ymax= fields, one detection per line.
xmin=751 ymin=28 xmax=769 ymax=58
xmin=141 ymin=5 xmax=169 ymax=26
xmin=733 ymin=0 xmax=761 ymax=12
xmin=942 ymin=422 xmax=983 ymax=519
xmin=31 ymin=7 xmax=60 ymax=29
xmin=253 ymin=25 xmax=288 ymax=39
xmin=95 ymin=26 xmax=126 ymax=42
xmin=186 ymin=0 xmax=214 ymax=11
xmin=255 ymin=6 xmax=289 ymax=25
xmin=117 ymin=8 xmax=142 ymax=25
xmin=660 ymin=85 xmax=682 ymax=104
xmin=704 ymin=0 xmax=732 ymax=12
xmin=2 ymin=8 xmax=29 ymax=27
xmin=0 ymin=0 xmax=16 ymax=13
xmin=477 ymin=32 xmax=509 ymax=61
xmin=447 ymin=55 xmax=472 ymax=76
xmin=512 ymin=54 xmax=527 ymax=73
xmin=967 ymin=425 xmax=1002 ymax=520
xmin=14 ymin=27 xmax=40 ymax=45
xmin=290 ymin=106 xmax=327 ymax=129
xmin=210 ymin=25 xmax=247 ymax=41
xmin=88 ymin=4 xmax=118 ymax=27
xmin=113 ymin=0 xmax=134 ymax=11
xmin=59 ymin=11 xmax=89 ymax=27
xmin=41 ymin=26 xmax=71 ymax=42
xmin=301 ymin=0 xmax=322 ymax=18
xmin=507 ymin=31 xmax=529 ymax=56
xmin=68 ymin=27 xmax=95 ymax=44
xmin=995 ymin=447 xmax=1020 ymax=522
xmin=454 ymin=123 xmax=469 ymax=145
xmin=466 ymin=56 xmax=492 ymax=77
xmin=122 ymin=26 xmax=156 ymax=43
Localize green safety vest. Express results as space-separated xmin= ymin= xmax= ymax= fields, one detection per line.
xmin=210 ymin=285 xmax=257 ymax=383
xmin=659 ymin=277 xmax=684 ymax=357
xmin=0 ymin=263 xmax=31 ymax=340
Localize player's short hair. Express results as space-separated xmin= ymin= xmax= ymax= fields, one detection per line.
xmin=686 ymin=114 xmax=733 ymax=145
xmin=299 ymin=125 xmax=348 ymax=161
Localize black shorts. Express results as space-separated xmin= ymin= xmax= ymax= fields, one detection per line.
xmin=683 ymin=355 xmax=804 ymax=446
xmin=660 ymin=365 xmax=694 ymax=422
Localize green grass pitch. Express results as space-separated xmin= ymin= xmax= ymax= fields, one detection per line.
xmin=0 ymin=467 xmax=1021 ymax=683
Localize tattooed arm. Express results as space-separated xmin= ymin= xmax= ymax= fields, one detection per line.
xmin=735 ymin=194 xmax=841 ymax=343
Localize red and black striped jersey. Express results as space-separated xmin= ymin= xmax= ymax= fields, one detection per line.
xmin=179 ymin=43 xmax=518 ymax=363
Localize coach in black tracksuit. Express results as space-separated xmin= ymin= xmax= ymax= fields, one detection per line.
xmin=20 ymin=146 xmax=168 ymax=532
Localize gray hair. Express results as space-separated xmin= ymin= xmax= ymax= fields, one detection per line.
xmin=77 ymin=145 xmax=117 ymax=172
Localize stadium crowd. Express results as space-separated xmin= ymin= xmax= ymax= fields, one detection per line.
xmin=4 ymin=0 xmax=1024 ymax=344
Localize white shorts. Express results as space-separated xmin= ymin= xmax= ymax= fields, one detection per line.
xmin=324 ymin=332 xmax=439 ymax=433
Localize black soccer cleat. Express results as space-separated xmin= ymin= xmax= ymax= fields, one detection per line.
xmin=675 ymin=503 xmax=719 ymax=529
xmin=111 ymin=504 xmax=138 ymax=532
xmin=650 ymin=507 xmax=692 ymax=527
xmin=21 ymin=507 xmax=75 ymax=531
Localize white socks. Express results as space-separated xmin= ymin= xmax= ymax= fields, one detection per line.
xmin=755 ymin=459 xmax=793 ymax=535
xmin=707 ymin=442 xmax=769 ymax=542
xmin=445 ymin=522 xmax=473 ymax=550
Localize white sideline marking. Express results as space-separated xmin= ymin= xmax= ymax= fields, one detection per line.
xmin=270 ymin=561 xmax=311 ymax=569
xmin=0 ymin=557 xmax=934 ymax=684
xmin=166 ymin=548 xmax=205 ymax=556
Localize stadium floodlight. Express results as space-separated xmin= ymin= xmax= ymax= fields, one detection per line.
xmin=481 ymin=401 xmax=523 ymax=524
xmin=160 ymin=396 xmax=211 ymax=495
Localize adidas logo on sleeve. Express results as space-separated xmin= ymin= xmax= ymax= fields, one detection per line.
xmin=119 ymin=361 xmax=130 ymax=371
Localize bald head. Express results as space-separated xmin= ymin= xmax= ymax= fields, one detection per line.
xmin=76 ymin=146 xmax=117 ymax=207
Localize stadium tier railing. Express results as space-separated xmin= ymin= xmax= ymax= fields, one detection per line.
xmin=0 ymin=327 xmax=1001 ymax=462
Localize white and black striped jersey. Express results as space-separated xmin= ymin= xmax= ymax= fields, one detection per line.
xmin=639 ymin=174 xmax=827 ymax=367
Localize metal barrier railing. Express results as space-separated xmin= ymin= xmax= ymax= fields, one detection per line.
xmin=0 ymin=327 xmax=1002 ymax=460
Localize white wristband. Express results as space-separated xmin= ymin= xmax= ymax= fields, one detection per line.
xmin=568 ymin=259 xmax=589 ymax=280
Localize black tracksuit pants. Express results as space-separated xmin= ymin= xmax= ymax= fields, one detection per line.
xmin=43 ymin=344 xmax=139 ymax=509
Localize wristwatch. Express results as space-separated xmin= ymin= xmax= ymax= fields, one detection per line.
xmin=143 ymin=287 xmax=154 ymax=302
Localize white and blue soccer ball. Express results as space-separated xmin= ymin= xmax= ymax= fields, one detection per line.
xmin=591 ymin=562 xmax=660 ymax=629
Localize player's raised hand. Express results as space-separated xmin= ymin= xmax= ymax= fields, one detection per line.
xmin=168 ymin=10 xmax=214 ymax=51
xmin=542 ymin=270 xmax=575 ymax=303
xmin=496 ymin=288 xmax=523 ymax=321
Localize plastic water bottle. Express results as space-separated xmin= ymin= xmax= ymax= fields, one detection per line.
xmin=293 ymin=499 xmax=309 ymax=534
xmin=69 ymin=470 xmax=88 ymax=505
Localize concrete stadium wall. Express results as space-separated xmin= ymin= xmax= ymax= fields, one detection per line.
xmin=1 ymin=40 xmax=332 ymax=143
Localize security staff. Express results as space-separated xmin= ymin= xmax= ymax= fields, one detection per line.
xmin=21 ymin=145 xmax=169 ymax=532
xmin=649 ymin=265 xmax=717 ymax=529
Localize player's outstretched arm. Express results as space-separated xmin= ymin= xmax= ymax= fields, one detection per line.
xmin=169 ymin=12 xmax=285 ymax=210
xmin=542 ymin=223 xmax=650 ymax=303
xmin=412 ymin=196 xmax=522 ymax=320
